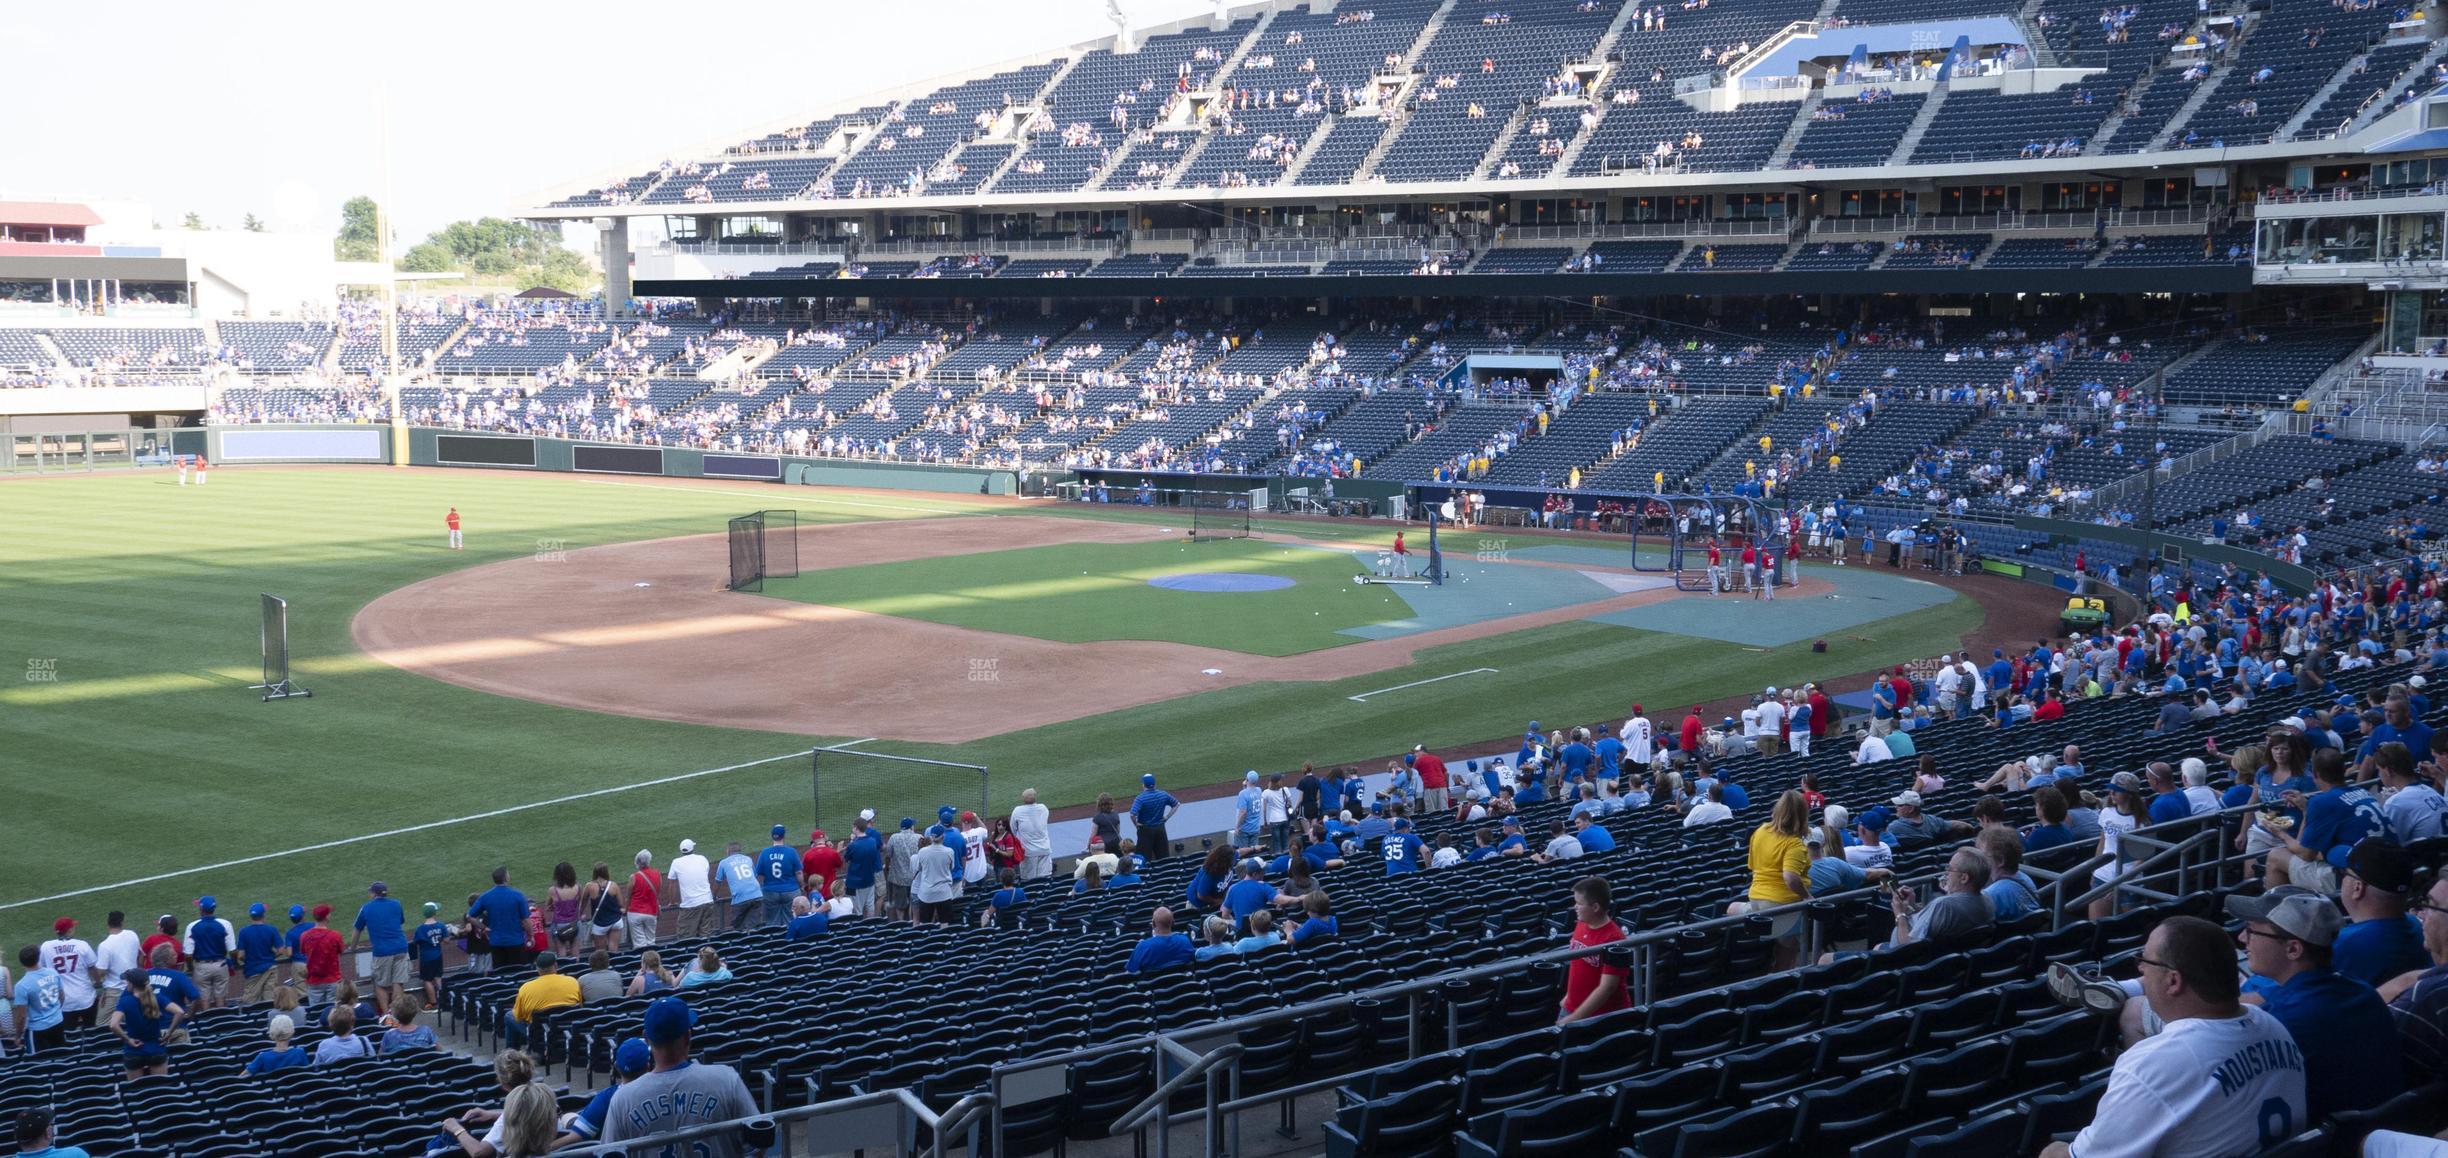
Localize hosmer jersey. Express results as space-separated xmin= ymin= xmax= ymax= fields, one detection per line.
xmin=2069 ymin=1005 xmax=2306 ymax=1158
xmin=39 ymin=938 xmax=96 ymax=1010
xmin=603 ymin=1060 xmax=758 ymax=1157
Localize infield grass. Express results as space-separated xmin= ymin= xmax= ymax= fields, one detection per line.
xmin=0 ymin=467 xmax=1980 ymax=951
xmin=758 ymin=537 xmax=1412 ymax=655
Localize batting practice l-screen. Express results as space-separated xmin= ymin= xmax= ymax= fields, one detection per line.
xmin=726 ymin=509 xmax=800 ymax=592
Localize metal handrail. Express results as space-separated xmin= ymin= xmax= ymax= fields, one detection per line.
xmin=1110 ymin=1038 xmax=1246 ymax=1137
xmin=552 ymin=1083 xmax=990 ymax=1157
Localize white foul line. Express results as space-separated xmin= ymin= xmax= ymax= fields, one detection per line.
xmin=1347 ymin=668 xmax=1501 ymax=702
xmin=0 ymin=749 xmax=813 ymax=913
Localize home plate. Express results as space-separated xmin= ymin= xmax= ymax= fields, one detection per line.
xmin=634 ymin=582 xmax=653 ymax=588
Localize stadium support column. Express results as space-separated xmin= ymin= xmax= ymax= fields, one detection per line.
xmin=603 ymin=217 xmax=634 ymax=319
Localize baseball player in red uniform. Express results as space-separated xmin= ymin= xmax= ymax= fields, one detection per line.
xmin=446 ymin=508 xmax=462 ymax=551
xmin=1392 ymin=531 xmax=1410 ymax=577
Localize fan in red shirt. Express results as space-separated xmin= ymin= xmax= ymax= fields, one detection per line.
xmin=1413 ymin=746 xmax=1450 ymax=813
xmin=298 ymin=905 xmax=345 ymax=999
xmin=801 ymin=831 xmax=844 ymax=899
xmin=625 ymin=852 xmax=664 ymax=947
xmin=1888 ymin=670 xmax=1914 ymax=714
xmin=1680 ymin=707 xmax=1705 ymax=755
xmin=1806 ymin=685 xmax=1833 ymax=739
xmin=1559 ymin=877 xmax=1631 ymax=1025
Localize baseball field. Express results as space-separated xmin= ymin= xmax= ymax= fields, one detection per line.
xmin=0 ymin=465 xmax=1988 ymax=950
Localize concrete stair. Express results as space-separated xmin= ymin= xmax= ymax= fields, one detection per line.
xmin=1886 ymin=84 xmax=1950 ymax=165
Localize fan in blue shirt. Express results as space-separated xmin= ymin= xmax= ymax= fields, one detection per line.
xmin=843 ymin=830 xmax=882 ymax=892
xmin=755 ymin=827 xmax=801 ymax=899
xmin=1127 ymin=921 xmax=1196 ymax=975
xmin=1574 ymin=817 xmax=1616 ymax=852
xmin=1223 ymin=862 xmax=1277 ymax=924
xmin=1382 ymin=821 xmax=1425 ymax=875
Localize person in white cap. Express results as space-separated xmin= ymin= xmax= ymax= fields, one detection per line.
xmin=668 ymin=839 xmax=715 ymax=939
xmin=1010 ymin=790 xmax=1053 ymax=880
xmin=1755 ymin=690 xmax=1785 ymax=757
xmin=1934 ymin=656 xmax=1962 ymax=719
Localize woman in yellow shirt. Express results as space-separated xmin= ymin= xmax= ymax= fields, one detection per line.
xmin=1743 ymin=790 xmax=1812 ymax=970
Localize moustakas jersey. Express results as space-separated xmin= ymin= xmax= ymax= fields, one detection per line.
xmin=603 ymin=1060 xmax=758 ymax=1156
xmin=1383 ymin=834 xmax=1425 ymax=875
xmin=2068 ymin=1005 xmax=2306 ymax=1158
xmin=961 ymin=824 xmax=989 ymax=883
xmin=38 ymin=938 xmax=96 ymax=1011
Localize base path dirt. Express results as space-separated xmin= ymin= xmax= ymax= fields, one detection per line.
xmin=352 ymin=513 xmax=1827 ymax=742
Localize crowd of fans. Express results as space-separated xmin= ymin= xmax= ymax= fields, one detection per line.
xmin=8 ymin=541 xmax=2446 ymax=1152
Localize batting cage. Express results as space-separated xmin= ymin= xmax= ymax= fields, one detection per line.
xmin=725 ymin=509 xmax=800 ymax=593
xmin=808 ymin=745 xmax=989 ymax=838
xmin=1356 ymin=508 xmax=1445 ymax=585
xmin=1186 ymin=492 xmax=1253 ymax=540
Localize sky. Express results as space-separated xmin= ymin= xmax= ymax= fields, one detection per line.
xmin=9 ymin=0 xmax=1217 ymax=247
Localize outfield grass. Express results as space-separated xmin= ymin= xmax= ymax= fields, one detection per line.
xmin=0 ymin=468 xmax=1979 ymax=952
xmin=759 ymin=537 xmax=1411 ymax=655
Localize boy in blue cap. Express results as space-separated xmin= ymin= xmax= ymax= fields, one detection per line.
xmin=234 ymin=903 xmax=285 ymax=1006
xmin=557 ymin=1038 xmax=654 ymax=1148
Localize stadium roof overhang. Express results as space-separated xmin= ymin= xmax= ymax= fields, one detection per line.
xmin=0 ymin=200 xmax=104 ymax=228
xmin=635 ymin=265 xmax=2253 ymax=301
xmin=523 ymin=135 xmax=2412 ymax=226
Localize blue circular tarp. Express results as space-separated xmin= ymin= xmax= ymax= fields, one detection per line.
xmin=1148 ymin=573 xmax=1295 ymax=593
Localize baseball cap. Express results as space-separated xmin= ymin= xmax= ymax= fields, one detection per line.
xmin=2348 ymin=837 xmax=2414 ymax=893
xmin=1890 ymin=790 xmax=1922 ymax=808
xmin=249 ymin=903 xmax=267 ymax=918
xmin=287 ymin=904 xmax=306 ymax=922
xmin=1394 ymin=818 xmax=1413 ymax=831
xmin=772 ymin=824 xmax=788 ymax=839
xmin=1805 ymin=828 xmax=1825 ymax=845
xmin=939 ymin=805 xmax=958 ymax=822
xmin=2107 ymin=771 xmax=2145 ymax=794
xmin=1723 ymin=717 xmax=1737 ymax=728
xmin=640 ymin=996 xmax=698 ymax=1044
xmin=1824 ymin=804 xmax=1850 ymax=832
xmin=311 ymin=903 xmax=332 ymax=920
xmin=422 ymin=902 xmax=440 ymax=916
xmin=679 ymin=839 xmax=697 ymax=853
xmin=858 ymin=808 xmax=876 ymax=822
xmin=51 ymin=917 xmax=74 ymax=934
xmin=614 ymin=1037 xmax=654 ymax=1075
xmin=899 ymin=817 xmax=915 ymax=829
xmin=2227 ymin=888 xmax=2342 ymax=947
xmin=1764 ymin=686 xmax=1777 ymax=696
xmin=1245 ymin=771 xmax=1260 ymax=784
xmin=1142 ymin=774 xmax=1156 ymax=786
xmin=926 ymin=823 xmax=947 ymax=839
xmin=1502 ymin=817 xmax=1522 ymax=829
xmin=197 ymin=896 xmax=217 ymax=911
xmin=368 ymin=882 xmax=388 ymax=896
xmin=810 ymin=830 xmax=825 ymax=843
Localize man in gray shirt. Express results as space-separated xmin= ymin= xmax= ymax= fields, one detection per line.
xmin=910 ymin=827 xmax=960 ymax=925
xmin=1891 ymin=848 xmax=1998 ymax=949
xmin=885 ymin=817 xmax=924 ymax=922
xmin=605 ymin=997 xmax=757 ymax=1157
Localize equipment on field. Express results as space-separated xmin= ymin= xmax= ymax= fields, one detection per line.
xmin=1358 ymin=506 xmax=1444 ymax=586
xmin=808 ymin=745 xmax=989 ymax=837
xmin=1624 ymin=494 xmax=1792 ymax=592
xmin=1185 ymin=492 xmax=1253 ymax=541
xmin=252 ymin=593 xmax=312 ymax=701
xmin=726 ymin=509 xmax=800 ymax=593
